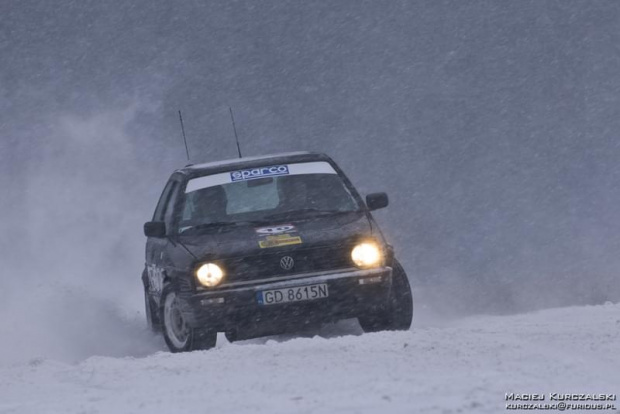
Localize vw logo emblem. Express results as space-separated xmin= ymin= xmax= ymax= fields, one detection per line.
xmin=280 ymin=256 xmax=295 ymax=270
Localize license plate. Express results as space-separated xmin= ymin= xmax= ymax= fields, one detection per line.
xmin=257 ymin=283 xmax=329 ymax=305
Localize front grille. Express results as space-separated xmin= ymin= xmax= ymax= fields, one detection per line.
xmin=220 ymin=244 xmax=354 ymax=282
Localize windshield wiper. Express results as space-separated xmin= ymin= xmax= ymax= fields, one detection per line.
xmin=179 ymin=220 xmax=268 ymax=234
xmin=264 ymin=209 xmax=357 ymax=221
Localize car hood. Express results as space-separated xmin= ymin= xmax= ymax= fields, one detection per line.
xmin=179 ymin=212 xmax=373 ymax=261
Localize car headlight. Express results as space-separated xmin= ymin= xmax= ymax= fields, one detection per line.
xmin=196 ymin=263 xmax=225 ymax=287
xmin=351 ymin=242 xmax=383 ymax=268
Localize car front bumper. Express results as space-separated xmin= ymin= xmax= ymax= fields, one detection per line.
xmin=183 ymin=266 xmax=393 ymax=339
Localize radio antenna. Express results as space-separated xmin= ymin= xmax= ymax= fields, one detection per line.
xmin=178 ymin=110 xmax=190 ymax=161
xmin=229 ymin=106 xmax=242 ymax=158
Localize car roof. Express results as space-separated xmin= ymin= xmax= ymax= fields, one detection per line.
xmin=175 ymin=151 xmax=334 ymax=178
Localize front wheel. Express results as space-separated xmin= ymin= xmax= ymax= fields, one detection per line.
xmin=358 ymin=260 xmax=413 ymax=332
xmin=161 ymin=286 xmax=217 ymax=353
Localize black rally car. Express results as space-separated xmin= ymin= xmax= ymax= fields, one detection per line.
xmin=142 ymin=152 xmax=413 ymax=352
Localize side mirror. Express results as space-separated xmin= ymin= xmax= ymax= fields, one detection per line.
xmin=144 ymin=221 xmax=166 ymax=238
xmin=366 ymin=192 xmax=389 ymax=211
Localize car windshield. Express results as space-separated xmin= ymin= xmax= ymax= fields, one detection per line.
xmin=178 ymin=161 xmax=360 ymax=234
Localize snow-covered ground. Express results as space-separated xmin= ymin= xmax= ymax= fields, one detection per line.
xmin=1 ymin=303 xmax=618 ymax=414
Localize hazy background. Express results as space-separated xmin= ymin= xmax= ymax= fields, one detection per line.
xmin=1 ymin=1 xmax=619 ymax=362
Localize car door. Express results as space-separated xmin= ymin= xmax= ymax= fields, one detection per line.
xmin=146 ymin=179 xmax=180 ymax=299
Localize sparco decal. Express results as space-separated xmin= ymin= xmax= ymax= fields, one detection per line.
xmin=230 ymin=165 xmax=289 ymax=181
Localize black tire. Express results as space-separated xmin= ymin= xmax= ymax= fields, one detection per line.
xmin=359 ymin=260 xmax=413 ymax=332
xmin=389 ymin=260 xmax=414 ymax=330
xmin=144 ymin=288 xmax=162 ymax=333
xmin=160 ymin=285 xmax=217 ymax=353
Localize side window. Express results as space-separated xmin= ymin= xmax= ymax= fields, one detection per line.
xmin=153 ymin=180 xmax=175 ymax=221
